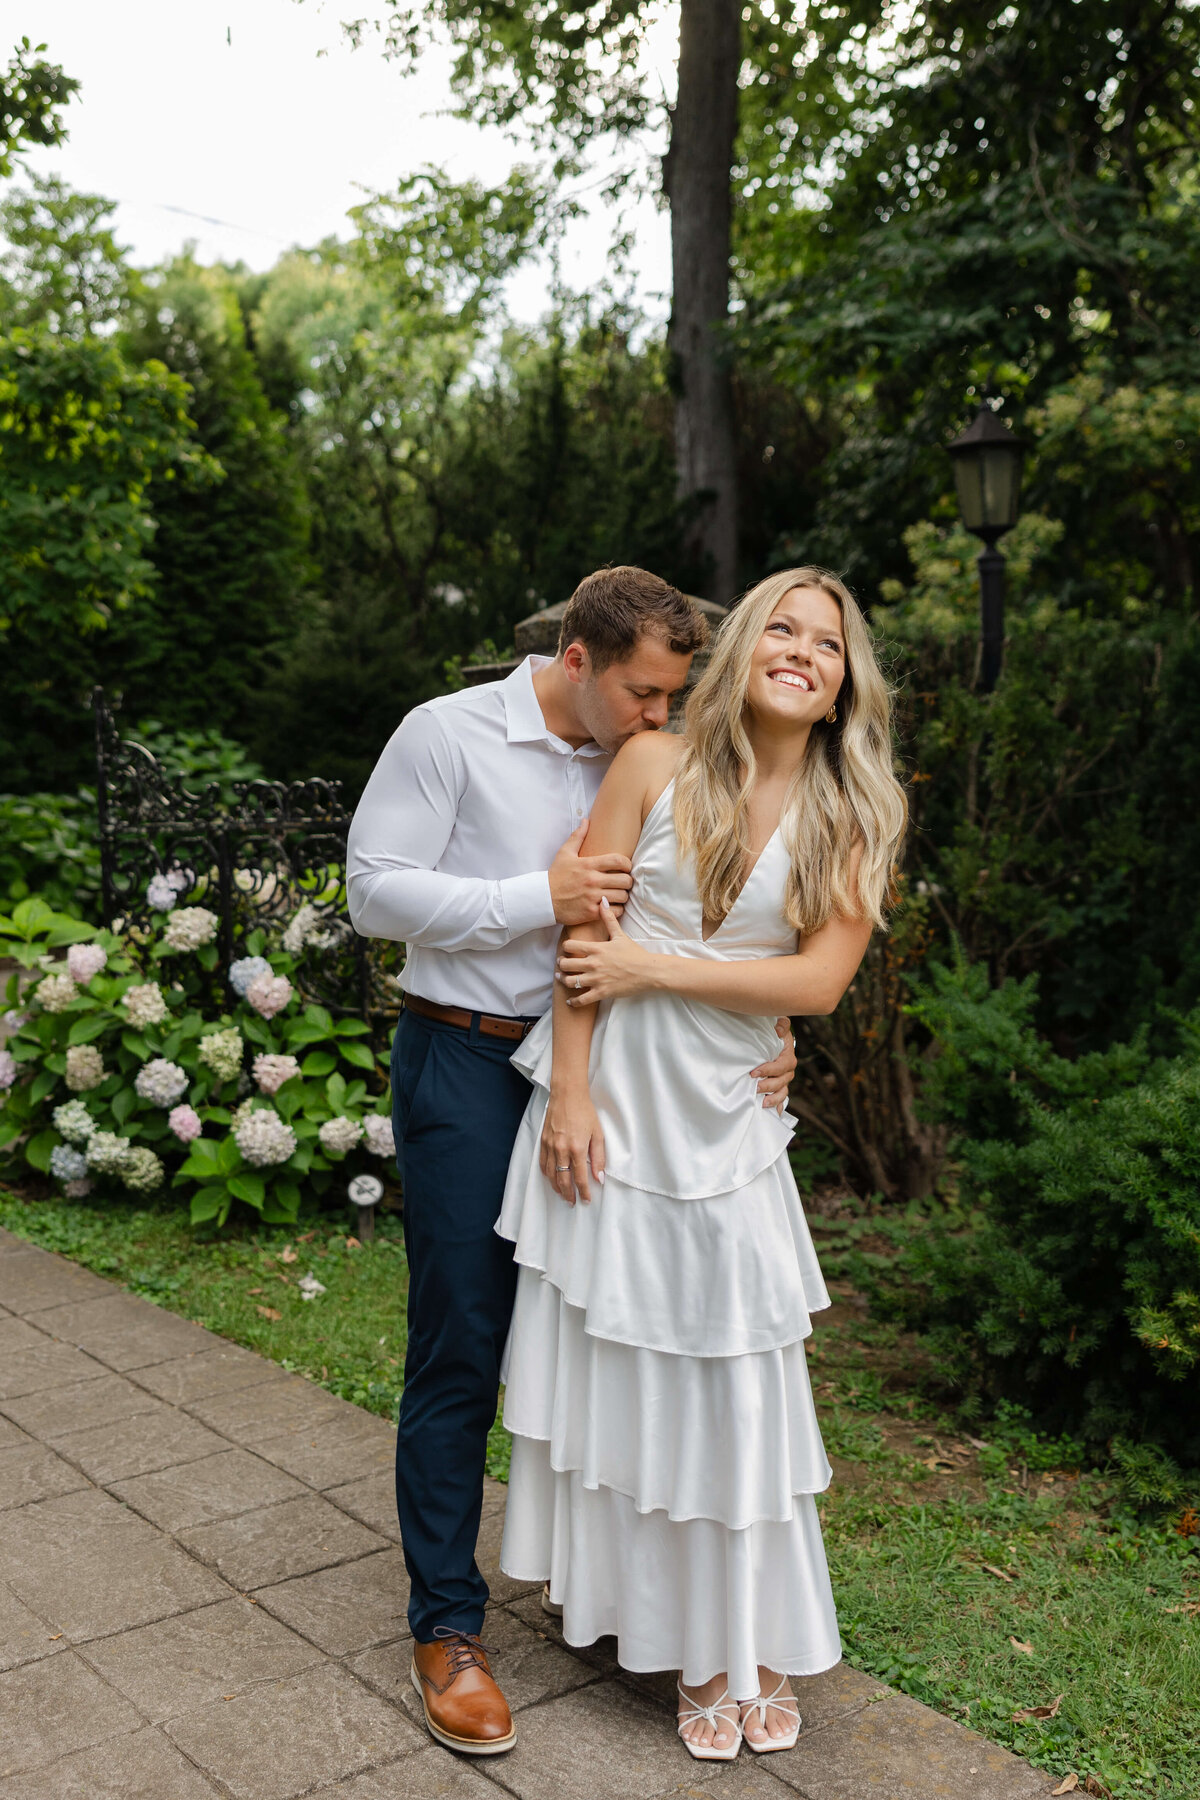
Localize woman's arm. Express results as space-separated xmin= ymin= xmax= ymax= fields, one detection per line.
xmin=557 ymin=847 xmax=872 ymax=1019
xmin=540 ymin=733 xmax=679 ymax=1204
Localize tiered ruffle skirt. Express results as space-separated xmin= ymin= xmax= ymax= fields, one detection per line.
xmin=495 ymin=1000 xmax=842 ymax=1700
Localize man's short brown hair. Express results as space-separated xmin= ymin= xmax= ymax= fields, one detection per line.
xmin=557 ymin=566 xmax=708 ymax=674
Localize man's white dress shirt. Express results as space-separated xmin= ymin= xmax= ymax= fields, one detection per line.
xmin=346 ymin=657 xmax=611 ymax=1018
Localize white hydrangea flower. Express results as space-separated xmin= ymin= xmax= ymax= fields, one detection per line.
xmin=54 ymin=1099 xmax=97 ymax=1144
xmin=198 ymin=1028 xmax=244 ymax=1084
xmin=50 ymin=1143 xmax=89 ymax=1183
xmin=162 ymin=907 xmax=219 ymax=953
xmin=65 ymin=1044 xmax=105 ymax=1092
xmin=298 ymin=1273 xmax=326 ymax=1301
xmin=253 ymin=1053 xmax=301 ymax=1095
xmin=319 ymin=1116 xmax=362 ymax=1156
xmin=123 ymin=1146 xmax=164 ymax=1192
xmin=86 ymin=1131 xmax=134 ymax=1175
xmin=36 ymin=972 xmax=78 ymax=1013
xmin=282 ymin=903 xmax=347 ymax=955
xmin=229 ymin=955 xmax=271 ymax=998
xmin=134 ymin=1058 xmax=189 ymax=1107
xmin=0 ymin=1049 xmax=17 ymax=1092
xmin=233 ymin=1108 xmax=297 ymax=1167
xmin=245 ymin=973 xmax=293 ymax=1020
xmin=66 ymin=943 xmax=108 ymax=984
xmin=363 ymin=1114 xmax=395 ymax=1158
xmin=234 ymin=868 xmax=279 ymax=906
xmin=121 ymin=983 xmax=170 ymax=1029
xmin=146 ymin=873 xmax=178 ymax=911
xmin=3 ymin=1009 xmax=30 ymax=1032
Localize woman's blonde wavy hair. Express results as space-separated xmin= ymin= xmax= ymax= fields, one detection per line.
xmin=674 ymin=567 xmax=907 ymax=936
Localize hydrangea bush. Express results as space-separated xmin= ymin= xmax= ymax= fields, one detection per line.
xmin=0 ymin=895 xmax=396 ymax=1229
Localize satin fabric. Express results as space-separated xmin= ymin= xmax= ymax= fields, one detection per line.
xmin=496 ymin=778 xmax=842 ymax=1698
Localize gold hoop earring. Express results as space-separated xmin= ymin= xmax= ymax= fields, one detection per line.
xmin=825 ymin=703 xmax=838 ymax=724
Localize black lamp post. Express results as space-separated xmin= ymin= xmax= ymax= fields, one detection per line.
xmin=947 ymin=403 xmax=1026 ymax=692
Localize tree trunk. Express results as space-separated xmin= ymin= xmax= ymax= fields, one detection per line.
xmin=663 ymin=0 xmax=740 ymax=603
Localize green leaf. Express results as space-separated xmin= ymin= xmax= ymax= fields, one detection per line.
xmin=241 ymin=1016 xmax=272 ymax=1047
xmin=339 ymin=1040 xmax=376 ymax=1072
xmin=228 ymin=1170 xmax=265 ymax=1209
xmin=246 ymin=929 xmax=266 ymax=957
xmin=283 ymin=1020 xmax=331 ymax=1049
xmin=270 ymin=1179 xmax=301 ymax=1218
xmin=180 ymin=1138 xmax=222 ymax=1176
xmin=121 ymin=1031 xmax=149 ymax=1059
xmin=189 ymin=1186 xmax=226 ymax=1224
xmin=344 ymin=1080 xmax=367 ymax=1108
xmin=0 ymin=1117 xmax=25 ymax=1150
xmin=305 ymin=1003 xmax=335 ymax=1034
xmin=325 ymin=1071 xmax=347 ymax=1109
xmin=25 ymin=1129 xmax=58 ymax=1173
xmin=275 ymin=1087 xmax=303 ymax=1121
xmin=300 ymin=1050 xmax=336 ymax=1077
xmin=217 ymin=1135 xmax=243 ymax=1176
xmin=334 ymin=1017 xmax=372 ymax=1037
xmin=161 ymin=1029 xmax=183 ymax=1060
xmin=30 ymin=1068 xmax=59 ymax=1104
xmin=67 ymin=1013 xmax=109 ymax=1046
xmin=112 ymin=1087 xmax=136 ymax=1125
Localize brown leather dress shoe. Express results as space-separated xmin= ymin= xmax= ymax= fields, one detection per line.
xmin=410 ymin=1628 xmax=516 ymax=1755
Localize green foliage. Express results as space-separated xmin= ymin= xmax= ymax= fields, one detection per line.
xmin=0 ymin=174 xmax=136 ymax=334
xmin=884 ymin=953 xmax=1200 ymax=1460
xmin=0 ymin=895 xmax=394 ymax=1229
xmin=0 ymin=39 xmax=78 ymax=176
xmin=0 ymin=327 xmax=209 ymax=638
xmin=0 ymin=790 xmax=101 ymax=915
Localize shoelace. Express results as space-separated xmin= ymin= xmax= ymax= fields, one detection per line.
xmin=431 ymin=1626 xmax=494 ymax=1676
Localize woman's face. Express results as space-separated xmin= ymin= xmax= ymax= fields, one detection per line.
xmin=746 ymin=586 xmax=846 ymax=730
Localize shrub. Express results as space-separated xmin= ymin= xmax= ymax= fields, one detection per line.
xmin=879 ymin=953 xmax=1200 ymax=1462
xmin=0 ymin=894 xmax=395 ymax=1228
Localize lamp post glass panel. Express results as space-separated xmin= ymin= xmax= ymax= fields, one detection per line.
xmin=948 ymin=404 xmax=1025 ymax=692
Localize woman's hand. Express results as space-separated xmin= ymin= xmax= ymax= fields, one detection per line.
xmin=540 ymin=1086 xmax=606 ymax=1205
xmin=557 ymin=898 xmax=659 ymax=1006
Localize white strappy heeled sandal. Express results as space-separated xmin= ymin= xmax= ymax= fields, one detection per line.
xmin=676 ymin=1682 xmax=743 ymax=1762
xmin=741 ymin=1675 xmax=801 ymax=1753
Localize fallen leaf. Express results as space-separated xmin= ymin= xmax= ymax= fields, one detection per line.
xmin=1084 ymin=1779 xmax=1113 ymax=1798
xmin=279 ymin=1245 xmax=297 ymax=1264
xmin=922 ymin=1455 xmax=957 ymax=1472
xmin=298 ymin=1230 xmax=316 ymax=1242
xmin=274 ymin=1272 xmax=290 ymax=1284
xmin=1012 ymin=1694 xmax=1062 ymax=1722
xmin=1010 ymin=1636 xmax=1034 ymax=1655
xmin=965 ymin=1434 xmax=990 ymax=1450
xmin=255 ymin=1305 xmax=282 ymax=1321
xmin=48 ymin=1633 xmax=63 ymax=1641
xmin=1051 ymin=1777 xmax=1078 ymax=1796
xmin=247 ymin=1287 xmax=263 ymax=1296
xmin=345 ymin=1235 xmax=362 ymax=1248
xmin=1165 ymin=1601 xmax=1200 ymax=1615
xmin=982 ymin=1563 xmax=1015 ymax=1583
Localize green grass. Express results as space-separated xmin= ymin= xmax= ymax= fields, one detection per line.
xmin=1 ymin=1183 xmax=1197 ymax=1794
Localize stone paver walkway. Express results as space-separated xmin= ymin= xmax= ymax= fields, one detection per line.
xmin=0 ymin=1225 xmax=1059 ymax=1800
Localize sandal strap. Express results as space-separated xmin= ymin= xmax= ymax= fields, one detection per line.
xmin=743 ymin=1677 xmax=800 ymax=1727
xmin=676 ymin=1684 xmax=743 ymax=1735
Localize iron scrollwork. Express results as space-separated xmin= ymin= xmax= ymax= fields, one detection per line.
xmin=92 ymin=688 xmax=399 ymax=1034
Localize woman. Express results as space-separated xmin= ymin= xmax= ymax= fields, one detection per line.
xmin=494 ymin=568 xmax=907 ymax=1759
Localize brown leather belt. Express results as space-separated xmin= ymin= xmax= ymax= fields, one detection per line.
xmin=402 ymin=992 xmax=537 ymax=1043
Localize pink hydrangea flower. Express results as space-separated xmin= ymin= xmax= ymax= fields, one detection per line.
xmin=168 ymin=1104 xmax=202 ymax=1144
xmin=0 ymin=1050 xmax=17 ymax=1091
xmin=245 ymin=973 xmax=293 ymax=1020
xmin=67 ymin=943 xmax=108 ymax=984
xmin=252 ymin=1053 xmax=301 ymax=1095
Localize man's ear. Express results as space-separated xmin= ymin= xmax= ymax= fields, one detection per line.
xmin=562 ymin=640 xmax=591 ymax=685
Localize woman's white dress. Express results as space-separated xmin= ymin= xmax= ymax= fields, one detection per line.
xmin=495 ymin=779 xmax=840 ymax=1699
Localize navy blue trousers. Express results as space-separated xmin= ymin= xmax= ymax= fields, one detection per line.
xmin=390 ymin=1008 xmax=531 ymax=1641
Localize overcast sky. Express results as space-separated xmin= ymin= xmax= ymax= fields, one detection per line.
xmin=10 ymin=0 xmax=674 ymax=320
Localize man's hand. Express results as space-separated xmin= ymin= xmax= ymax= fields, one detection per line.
xmin=549 ymin=822 xmax=633 ymax=927
xmin=751 ymin=1018 xmax=796 ymax=1113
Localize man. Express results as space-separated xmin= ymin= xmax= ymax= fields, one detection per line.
xmin=347 ymin=566 xmax=797 ymax=1755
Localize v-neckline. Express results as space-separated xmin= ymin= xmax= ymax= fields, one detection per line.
xmin=700 ymin=825 xmax=783 ymax=943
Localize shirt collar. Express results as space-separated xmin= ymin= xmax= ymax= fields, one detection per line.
xmin=502 ymin=655 xmax=608 ymax=757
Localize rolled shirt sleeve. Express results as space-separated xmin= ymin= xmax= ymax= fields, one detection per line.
xmin=346 ymin=706 xmax=557 ymax=951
